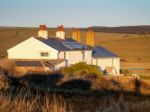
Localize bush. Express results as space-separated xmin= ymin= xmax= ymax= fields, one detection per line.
xmin=120 ymin=69 xmax=130 ymax=75
xmin=0 ymin=58 xmax=16 ymax=75
xmin=0 ymin=73 xmax=9 ymax=90
xmin=61 ymin=62 xmax=103 ymax=77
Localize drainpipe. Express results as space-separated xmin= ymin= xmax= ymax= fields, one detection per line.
xmin=82 ymin=47 xmax=85 ymax=62
xmin=64 ymin=52 xmax=68 ymax=67
xmin=57 ymin=51 xmax=60 ymax=59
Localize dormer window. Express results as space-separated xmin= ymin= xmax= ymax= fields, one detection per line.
xmin=40 ymin=52 xmax=49 ymax=57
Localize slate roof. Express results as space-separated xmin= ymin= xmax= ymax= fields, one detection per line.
xmin=36 ymin=37 xmax=92 ymax=51
xmin=14 ymin=59 xmax=65 ymax=67
xmin=15 ymin=61 xmax=43 ymax=67
xmin=65 ymin=38 xmax=77 ymax=42
xmin=92 ymin=46 xmax=119 ymax=58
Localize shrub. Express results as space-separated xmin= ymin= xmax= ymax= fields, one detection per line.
xmin=120 ymin=69 xmax=130 ymax=76
xmin=0 ymin=73 xmax=9 ymax=90
xmin=0 ymin=58 xmax=16 ymax=75
xmin=61 ymin=62 xmax=103 ymax=77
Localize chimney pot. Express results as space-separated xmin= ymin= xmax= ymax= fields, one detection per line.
xmin=88 ymin=27 xmax=93 ymax=32
xmin=60 ymin=25 xmax=64 ymax=31
xmin=40 ymin=25 xmax=46 ymax=30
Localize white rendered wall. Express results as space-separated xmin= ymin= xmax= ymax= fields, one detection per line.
xmin=58 ymin=50 xmax=92 ymax=66
xmin=7 ymin=37 xmax=58 ymax=59
xmin=66 ymin=50 xmax=92 ymax=66
xmin=85 ymin=51 xmax=92 ymax=64
xmin=67 ymin=51 xmax=82 ymax=66
xmin=58 ymin=51 xmax=65 ymax=59
xmin=92 ymin=57 xmax=120 ymax=75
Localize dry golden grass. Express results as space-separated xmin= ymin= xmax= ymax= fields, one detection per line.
xmin=0 ymin=58 xmax=16 ymax=75
xmin=1 ymin=28 xmax=149 ymax=59
xmin=96 ymin=76 xmax=150 ymax=95
xmin=0 ymin=93 xmax=70 ymax=112
xmin=1 ymin=82 xmax=150 ymax=112
xmin=1 ymin=60 xmax=150 ymax=112
xmin=0 ymin=27 xmax=150 ymax=75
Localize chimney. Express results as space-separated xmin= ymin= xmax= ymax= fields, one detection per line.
xmin=72 ymin=28 xmax=80 ymax=42
xmin=56 ymin=25 xmax=65 ymax=39
xmin=86 ymin=27 xmax=95 ymax=47
xmin=38 ymin=25 xmax=48 ymax=39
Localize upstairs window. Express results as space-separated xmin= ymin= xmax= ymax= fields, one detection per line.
xmin=40 ymin=52 xmax=49 ymax=57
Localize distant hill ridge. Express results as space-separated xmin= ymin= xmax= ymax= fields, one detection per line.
xmin=81 ymin=25 xmax=150 ymax=34
xmin=1 ymin=25 xmax=150 ymax=34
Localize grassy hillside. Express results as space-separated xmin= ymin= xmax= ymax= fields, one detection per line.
xmin=1 ymin=63 xmax=150 ymax=112
xmin=0 ymin=27 xmax=150 ymax=74
xmin=93 ymin=32 xmax=150 ymax=74
xmin=95 ymin=34 xmax=150 ymax=62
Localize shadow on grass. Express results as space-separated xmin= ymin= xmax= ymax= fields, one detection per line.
xmin=59 ymin=79 xmax=91 ymax=90
xmin=1 ymin=71 xmax=150 ymax=99
xmin=19 ymin=73 xmax=64 ymax=87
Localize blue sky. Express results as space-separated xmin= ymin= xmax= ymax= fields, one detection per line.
xmin=0 ymin=0 xmax=150 ymax=27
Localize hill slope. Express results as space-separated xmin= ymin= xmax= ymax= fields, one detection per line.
xmin=0 ymin=27 xmax=150 ymax=74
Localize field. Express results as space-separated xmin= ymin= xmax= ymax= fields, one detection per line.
xmin=93 ymin=32 xmax=150 ymax=75
xmin=0 ymin=27 xmax=150 ymax=75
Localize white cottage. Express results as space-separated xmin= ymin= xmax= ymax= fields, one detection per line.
xmin=7 ymin=25 xmax=120 ymax=75
xmin=92 ymin=46 xmax=120 ymax=75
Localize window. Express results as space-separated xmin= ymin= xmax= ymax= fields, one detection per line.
xmin=40 ymin=52 xmax=49 ymax=57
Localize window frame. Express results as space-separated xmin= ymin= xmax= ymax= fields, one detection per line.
xmin=40 ymin=52 xmax=49 ymax=57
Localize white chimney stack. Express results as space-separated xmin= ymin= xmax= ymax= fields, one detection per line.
xmin=38 ymin=25 xmax=48 ymax=39
xmin=56 ymin=25 xmax=65 ymax=39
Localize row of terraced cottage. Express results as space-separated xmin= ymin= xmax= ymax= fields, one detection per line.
xmin=7 ymin=25 xmax=120 ymax=75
